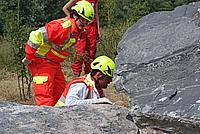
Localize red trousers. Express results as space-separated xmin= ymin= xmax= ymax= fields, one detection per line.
xmin=27 ymin=59 xmax=65 ymax=106
xmin=72 ymin=22 xmax=97 ymax=75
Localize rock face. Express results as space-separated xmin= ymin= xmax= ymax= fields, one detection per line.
xmin=114 ymin=2 xmax=200 ymax=133
xmin=0 ymin=101 xmax=137 ymax=134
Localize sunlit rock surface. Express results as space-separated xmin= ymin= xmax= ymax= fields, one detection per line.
xmin=0 ymin=101 xmax=137 ymax=134
xmin=114 ymin=2 xmax=200 ymax=133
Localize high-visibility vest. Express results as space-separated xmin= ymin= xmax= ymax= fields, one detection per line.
xmin=26 ymin=17 xmax=78 ymax=62
xmin=55 ymin=75 xmax=94 ymax=106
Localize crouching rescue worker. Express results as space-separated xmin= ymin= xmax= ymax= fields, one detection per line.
xmin=55 ymin=56 xmax=114 ymax=106
xmin=22 ymin=1 xmax=94 ymax=106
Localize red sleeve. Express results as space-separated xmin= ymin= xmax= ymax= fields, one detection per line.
xmin=44 ymin=20 xmax=70 ymax=45
xmin=25 ymin=43 xmax=37 ymax=60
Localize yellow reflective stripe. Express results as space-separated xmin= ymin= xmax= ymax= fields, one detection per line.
xmin=61 ymin=38 xmax=76 ymax=50
xmin=55 ymin=95 xmax=66 ymax=106
xmin=39 ymin=27 xmax=48 ymax=43
xmin=33 ymin=76 xmax=48 ymax=84
xmin=55 ymin=100 xmax=65 ymax=106
xmin=70 ymin=38 xmax=76 ymax=43
xmin=51 ymin=49 xmax=67 ymax=59
xmin=60 ymin=20 xmax=71 ymax=28
xmin=84 ymin=74 xmax=95 ymax=89
xmin=29 ymin=29 xmax=44 ymax=44
xmin=36 ymin=43 xmax=51 ymax=56
xmin=28 ymin=40 xmax=39 ymax=49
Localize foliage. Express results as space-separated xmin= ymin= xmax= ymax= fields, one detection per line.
xmin=1 ymin=3 xmax=33 ymax=100
xmin=145 ymin=0 xmax=199 ymax=12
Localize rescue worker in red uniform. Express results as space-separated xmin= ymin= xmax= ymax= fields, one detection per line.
xmin=23 ymin=1 xmax=95 ymax=106
xmin=63 ymin=0 xmax=100 ymax=76
xmin=55 ymin=56 xmax=114 ymax=106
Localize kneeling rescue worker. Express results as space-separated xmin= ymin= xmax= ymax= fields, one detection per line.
xmin=55 ymin=55 xmax=114 ymax=106
xmin=23 ymin=0 xmax=94 ymax=106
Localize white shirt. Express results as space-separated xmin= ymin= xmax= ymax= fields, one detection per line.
xmin=65 ymin=75 xmax=100 ymax=106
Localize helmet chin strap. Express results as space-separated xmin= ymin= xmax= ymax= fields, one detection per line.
xmin=75 ymin=16 xmax=80 ymax=22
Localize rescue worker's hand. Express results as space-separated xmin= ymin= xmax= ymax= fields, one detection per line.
xmin=22 ymin=57 xmax=32 ymax=65
xmin=96 ymin=97 xmax=113 ymax=105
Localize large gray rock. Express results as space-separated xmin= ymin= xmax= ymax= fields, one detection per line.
xmin=114 ymin=2 xmax=200 ymax=133
xmin=0 ymin=101 xmax=137 ymax=134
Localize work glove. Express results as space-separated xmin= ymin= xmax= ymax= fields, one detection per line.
xmin=22 ymin=57 xmax=32 ymax=65
xmin=96 ymin=97 xmax=113 ymax=105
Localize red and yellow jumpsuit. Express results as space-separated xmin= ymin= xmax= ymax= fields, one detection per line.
xmin=72 ymin=0 xmax=98 ymax=75
xmin=25 ymin=16 xmax=80 ymax=106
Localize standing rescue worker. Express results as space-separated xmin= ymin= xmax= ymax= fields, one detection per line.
xmin=23 ymin=1 xmax=94 ymax=106
xmin=63 ymin=0 xmax=100 ymax=77
xmin=55 ymin=56 xmax=114 ymax=106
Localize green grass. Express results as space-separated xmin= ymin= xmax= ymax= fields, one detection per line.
xmin=0 ymin=39 xmax=14 ymax=70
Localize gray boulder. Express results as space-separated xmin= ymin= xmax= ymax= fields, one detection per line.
xmin=0 ymin=101 xmax=137 ymax=134
xmin=114 ymin=2 xmax=200 ymax=133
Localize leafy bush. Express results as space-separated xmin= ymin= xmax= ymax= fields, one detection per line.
xmin=0 ymin=40 xmax=13 ymax=69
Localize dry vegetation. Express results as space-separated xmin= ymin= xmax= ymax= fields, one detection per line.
xmin=0 ymin=62 xmax=129 ymax=107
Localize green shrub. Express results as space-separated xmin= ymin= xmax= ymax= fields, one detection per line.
xmin=96 ymin=24 xmax=128 ymax=60
xmin=0 ymin=40 xmax=13 ymax=69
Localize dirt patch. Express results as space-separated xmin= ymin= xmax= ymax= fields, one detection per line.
xmin=0 ymin=68 xmax=35 ymax=105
